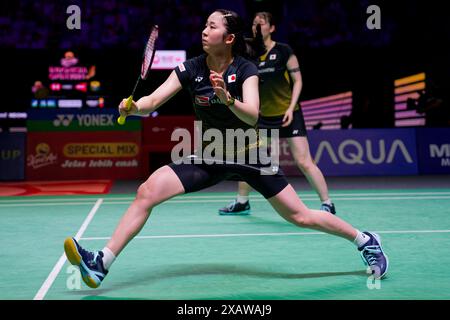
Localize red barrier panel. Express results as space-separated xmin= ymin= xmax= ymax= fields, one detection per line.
xmin=26 ymin=131 xmax=141 ymax=180
xmin=142 ymin=116 xmax=195 ymax=151
xmin=141 ymin=116 xmax=195 ymax=176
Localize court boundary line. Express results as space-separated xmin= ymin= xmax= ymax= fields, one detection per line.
xmin=2 ymin=191 xmax=450 ymax=203
xmin=80 ymin=229 xmax=450 ymax=241
xmin=2 ymin=195 xmax=450 ymax=207
xmin=33 ymin=198 xmax=103 ymax=300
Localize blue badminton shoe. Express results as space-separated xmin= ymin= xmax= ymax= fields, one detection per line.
xmin=358 ymin=232 xmax=389 ymax=279
xmin=320 ymin=202 xmax=336 ymax=214
xmin=64 ymin=237 xmax=108 ymax=288
xmin=219 ymin=200 xmax=251 ymax=215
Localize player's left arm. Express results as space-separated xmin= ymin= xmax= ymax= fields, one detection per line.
xmin=210 ymin=72 xmax=259 ymax=126
xmin=286 ymin=54 xmax=303 ymax=112
xmin=282 ymin=54 xmax=303 ymax=126
xmin=234 ymin=75 xmax=260 ymax=126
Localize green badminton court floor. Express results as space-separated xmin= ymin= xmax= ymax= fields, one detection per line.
xmin=1 ymin=189 xmax=450 ymax=300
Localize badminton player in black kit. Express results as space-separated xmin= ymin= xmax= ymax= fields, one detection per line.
xmin=219 ymin=12 xmax=336 ymax=216
xmin=63 ymin=9 xmax=388 ymax=289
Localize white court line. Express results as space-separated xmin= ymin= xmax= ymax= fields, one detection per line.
xmin=2 ymin=195 xmax=450 ymax=207
xmin=33 ymin=198 xmax=103 ymax=301
xmin=1 ymin=191 xmax=450 ymax=203
xmin=99 ymin=195 xmax=450 ymax=205
xmin=0 ymin=202 xmax=98 ymax=207
xmin=143 ymin=191 xmax=450 ymax=197
xmin=147 ymin=195 xmax=450 ymax=202
xmin=0 ymin=197 xmax=128 ymax=203
xmin=80 ymin=229 xmax=450 ymax=241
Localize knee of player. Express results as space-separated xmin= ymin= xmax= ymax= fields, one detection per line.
xmin=295 ymin=157 xmax=314 ymax=172
xmin=136 ymin=181 xmax=158 ymax=206
xmin=291 ymin=210 xmax=314 ymax=227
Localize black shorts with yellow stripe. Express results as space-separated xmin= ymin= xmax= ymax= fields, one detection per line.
xmin=258 ymin=108 xmax=307 ymax=138
xmin=168 ymin=156 xmax=289 ymax=199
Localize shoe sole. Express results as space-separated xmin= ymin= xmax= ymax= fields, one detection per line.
xmin=64 ymin=237 xmax=101 ymax=288
xmin=218 ymin=209 xmax=251 ymax=216
xmin=363 ymin=233 xmax=389 ymax=280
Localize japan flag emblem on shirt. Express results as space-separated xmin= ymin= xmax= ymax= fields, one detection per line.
xmin=269 ymin=54 xmax=277 ymax=60
xmin=228 ymin=74 xmax=237 ymax=83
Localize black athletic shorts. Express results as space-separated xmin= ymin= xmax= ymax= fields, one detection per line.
xmin=258 ymin=108 xmax=307 ymax=138
xmin=168 ymin=157 xmax=289 ymax=199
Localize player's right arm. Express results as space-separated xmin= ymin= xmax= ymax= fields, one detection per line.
xmin=118 ymin=70 xmax=182 ymax=118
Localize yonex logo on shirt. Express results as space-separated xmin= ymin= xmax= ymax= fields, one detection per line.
xmin=195 ymin=76 xmax=203 ymax=82
xmin=259 ymin=67 xmax=275 ymax=74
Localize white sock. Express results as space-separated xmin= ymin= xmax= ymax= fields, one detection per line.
xmin=236 ymin=195 xmax=249 ymax=204
xmin=101 ymin=247 xmax=116 ymax=270
xmin=353 ymin=230 xmax=370 ymax=248
xmin=322 ymin=198 xmax=332 ymax=205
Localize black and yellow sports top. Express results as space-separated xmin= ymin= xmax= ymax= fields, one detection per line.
xmin=257 ymin=42 xmax=299 ymax=117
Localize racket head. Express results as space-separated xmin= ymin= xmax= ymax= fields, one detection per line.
xmin=141 ymin=25 xmax=159 ymax=80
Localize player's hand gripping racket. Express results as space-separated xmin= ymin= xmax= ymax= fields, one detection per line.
xmin=117 ymin=25 xmax=159 ymax=125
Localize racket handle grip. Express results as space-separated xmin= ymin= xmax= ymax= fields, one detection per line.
xmin=117 ymin=95 xmax=133 ymax=125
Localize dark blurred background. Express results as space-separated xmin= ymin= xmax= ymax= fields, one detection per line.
xmin=1 ymin=0 xmax=449 ymax=128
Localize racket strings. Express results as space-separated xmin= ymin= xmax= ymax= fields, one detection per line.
xmin=141 ymin=27 xmax=159 ymax=79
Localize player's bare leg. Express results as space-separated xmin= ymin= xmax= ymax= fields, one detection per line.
xmin=64 ymin=165 xmax=185 ymax=288
xmin=268 ymin=184 xmax=389 ymax=278
xmin=106 ymin=165 xmax=185 ymax=255
xmin=288 ymin=136 xmax=336 ymax=214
